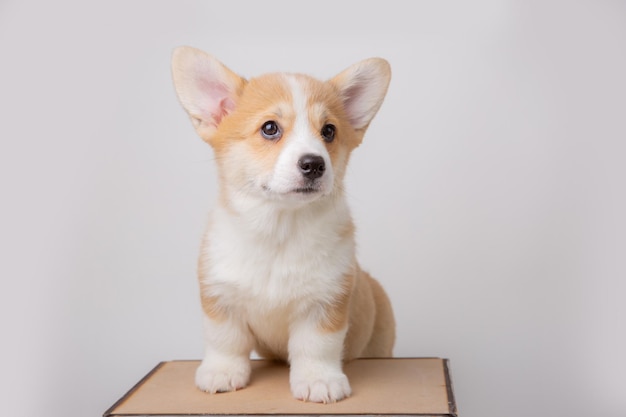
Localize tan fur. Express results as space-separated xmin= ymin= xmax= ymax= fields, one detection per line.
xmin=196 ymin=231 xmax=228 ymax=322
xmin=318 ymin=271 xmax=354 ymax=334
xmin=342 ymin=267 xmax=396 ymax=360
xmin=361 ymin=272 xmax=396 ymax=357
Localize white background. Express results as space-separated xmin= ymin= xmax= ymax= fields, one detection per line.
xmin=1 ymin=1 xmax=625 ymax=416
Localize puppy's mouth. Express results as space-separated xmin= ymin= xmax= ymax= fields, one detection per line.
xmin=292 ymin=186 xmax=319 ymax=194
xmin=261 ymin=183 xmax=323 ymax=197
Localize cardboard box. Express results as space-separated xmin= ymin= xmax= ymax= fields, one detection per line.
xmin=104 ymin=358 xmax=458 ymax=416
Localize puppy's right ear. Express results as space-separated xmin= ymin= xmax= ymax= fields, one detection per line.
xmin=171 ymin=46 xmax=246 ymax=140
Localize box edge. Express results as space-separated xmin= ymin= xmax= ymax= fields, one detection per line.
xmin=103 ymin=361 xmax=168 ymax=417
xmin=442 ymin=359 xmax=458 ymax=417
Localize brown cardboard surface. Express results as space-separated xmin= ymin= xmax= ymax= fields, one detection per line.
xmin=105 ymin=358 xmax=456 ymax=416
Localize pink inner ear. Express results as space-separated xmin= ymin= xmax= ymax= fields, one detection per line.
xmin=209 ymin=97 xmax=234 ymax=127
xmin=220 ymin=97 xmax=235 ymax=116
xmin=198 ymin=79 xmax=234 ymax=127
xmin=343 ymin=83 xmax=368 ymax=127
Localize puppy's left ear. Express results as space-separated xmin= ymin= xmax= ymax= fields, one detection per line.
xmin=330 ymin=58 xmax=391 ymax=131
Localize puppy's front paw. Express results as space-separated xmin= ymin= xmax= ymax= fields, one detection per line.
xmin=290 ymin=371 xmax=351 ymax=403
xmin=195 ymin=358 xmax=250 ymax=393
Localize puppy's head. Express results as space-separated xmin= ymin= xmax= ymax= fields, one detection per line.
xmin=172 ymin=47 xmax=390 ymax=208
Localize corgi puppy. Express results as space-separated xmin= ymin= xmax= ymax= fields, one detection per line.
xmin=171 ymin=46 xmax=395 ymax=403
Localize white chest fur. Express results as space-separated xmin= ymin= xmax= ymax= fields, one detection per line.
xmin=200 ymin=195 xmax=355 ymax=325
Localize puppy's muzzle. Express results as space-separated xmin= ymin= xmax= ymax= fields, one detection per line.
xmin=298 ymin=154 xmax=325 ymax=180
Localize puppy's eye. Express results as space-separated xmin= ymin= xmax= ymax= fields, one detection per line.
xmin=321 ymin=123 xmax=336 ymax=143
xmin=260 ymin=121 xmax=282 ymax=140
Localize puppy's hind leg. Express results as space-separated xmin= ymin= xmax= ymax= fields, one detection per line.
xmin=362 ymin=274 xmax=396 ymax=357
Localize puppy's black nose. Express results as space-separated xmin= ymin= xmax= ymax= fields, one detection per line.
xmin=298 ymin=154 xmax=325 ymax=179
